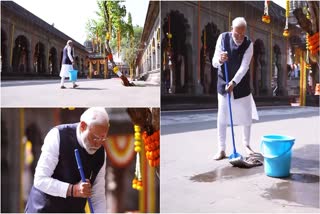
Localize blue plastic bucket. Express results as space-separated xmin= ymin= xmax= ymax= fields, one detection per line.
xmin=69 ymin=70 xmax=78 ymax=81
xmin=261 ymin=134 xmax=295 ymax=177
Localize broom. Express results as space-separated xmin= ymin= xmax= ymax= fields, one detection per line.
xmin=75 ymin=149 xmax=95 ymax=213
xmin=223 ymin=53 xmax=245 ymax=167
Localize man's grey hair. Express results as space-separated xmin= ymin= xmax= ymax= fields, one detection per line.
xmin=232 ymin=17 xmax=247 ymax=28
xmin=80 ymin=107 xmax=110 ymax=127
xmin=67 ymin=40 xmax=73 ymax=45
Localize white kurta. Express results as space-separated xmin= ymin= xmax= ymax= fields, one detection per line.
xmin=218 ymin=93 xmax=259 ymax=126
xmin=33 ymin=125 xmax=107 ymax=212
xmin=59 ymin=45 xmax=74 ymax=78
xmin=213 ymin=33 xmax=259 ymax=126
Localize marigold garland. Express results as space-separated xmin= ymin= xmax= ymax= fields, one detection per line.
xmin=308 ymin=32 xmax=319 ymax=55
xmin=132 ymin=125 xmax=143 ymax=191
xmin=283 ymin=0 xmax=290 ymax=37
xmin=142 ymin=130 xmax=160 ymax=167
xmin=262 ymin=0 xmax=270 ymax=24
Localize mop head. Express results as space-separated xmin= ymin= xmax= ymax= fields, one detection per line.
xmin=229 ymin=153 xmax=263 ymax=168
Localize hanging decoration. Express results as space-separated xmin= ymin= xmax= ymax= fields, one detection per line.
xmin=117 ymin=27 xmax=121 ymax=57
xmin=104 ymin=135 xmax=135 ymax=168
xmin=132 ymin=125 xmax=143 ymax=191
xmin=283 ymin=0 xmax=290 ymax=37
xmin=262 ymin=0 xmax=271 ymax=23
xmin=305 ymin=10 xmax=311 ymax=70
xmin=103 ymin=1 xmax=135 ymax=86
xmin=308 ymin=32 xmax=319 ymax=55
xmin=166 ymin=14 xmax=172 ymax=47
xmin=142 ymin=130 xmax=160 ymax=167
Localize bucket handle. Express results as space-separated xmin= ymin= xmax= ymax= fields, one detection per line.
xmin=260 ymin=141 xmax=294 ymax=159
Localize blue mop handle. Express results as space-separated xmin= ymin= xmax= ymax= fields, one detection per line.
xmin=74 ymin=149 xmax=94 ymax=213
xmin=223 ymin=59 xmax=237 ymax=155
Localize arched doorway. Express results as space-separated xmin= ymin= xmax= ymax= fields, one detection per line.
xmin=12 ymin=35 xmax=29 ymax=73
xmin=162 ymin=10 xmax=190 ymax=94
xmin=272 ymin=44 xmax=282 ymax=96
xmin=200 ymin=22 xmax=220 ymax=94
xmin=34 ymin=42 xmax=46 ymax=73
xmin=1 ymin=29 xmax=9 ymax=72
xmin=253 ymin=39 xmax=267 ymax=95
xmin=49 ymin=47 xmax=58 ymax=75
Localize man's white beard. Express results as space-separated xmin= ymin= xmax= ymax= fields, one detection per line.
xmin=232 ymin=36 xmax=243 ymax=46
xmin=82 ymin=131 xmax=100 ymax=155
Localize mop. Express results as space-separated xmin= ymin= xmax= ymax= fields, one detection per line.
xmin=224 ymin=54 xmax=263 ymax=168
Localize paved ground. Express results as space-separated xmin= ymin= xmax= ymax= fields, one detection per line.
xmin=160 ymin=106 xmax=320 ymax=212
xmin=1 ymin=78 xmax=160 ymax=107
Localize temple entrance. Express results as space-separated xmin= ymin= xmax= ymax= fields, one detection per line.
xmin=1 ymin=29 xmax=8 ymax=72
xmin=12 ymin=35 xmax=29 ymax=73
xmin=49 ymin=47 xmax=58 ymax=75
xmin=253 ymin=39 xmax=267 ymax=95
xmin=34 ymin=42 xmax=46 ymax=73
xmin=162 ymin=10 xmax=190 ymax=94
xmin=272 ymin=44 xmax=282 ymax=96
xmin=200 ymin=22 xmax=220 ymax=94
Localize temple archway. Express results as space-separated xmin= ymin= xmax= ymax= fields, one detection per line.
xmin=200 ymin=22 xmax=220 ymax=94
xmin=34 ymin=42 xmax=46 ymax=73
xmin=273 ymin=44 xmax=282 ymax=96
xmin=162 ymin=10 xmax=190 ymax=94
xmin=253 ymin=39 xmax=267 ymax=95
xmin=1 ymin=29 xmax=9 ymax=72
xmin=49 ymin=47 xmax=58 ymax=75
xmin=12 ymin=35 xmax=30 ymax=73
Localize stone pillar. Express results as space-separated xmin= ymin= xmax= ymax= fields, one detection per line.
xmin=9 ymin=23 xmax=15 ymax=72
xmin=97 ymin=60 xmax=100 ymax=75
xmin=150 ymin=44 xmax=153 ymax=72
xmin=155 ymin=32 xmax=159 ymax=70
xmin=104 ymin=59 xmax=108 ymax=79
xmin=192 ymin=4 xmax=204 ymax=95
xmin=44 ymin=44 xmax=49 ymax=74
xmin=89 ymin=61 xmax=92 ymax=78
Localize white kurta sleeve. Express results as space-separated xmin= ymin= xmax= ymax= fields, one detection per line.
xmin=67 ymin=46 xmax=74 ymax=63
xmin=33 ymin=128 xmax=70 ymax=198
xmin=231 ymin=42 xmax=253 ymax=84
xmin=91 ymin=154 xmax=107 ymax=212
xmin=212 ymin=34 xmax=223 ymax=68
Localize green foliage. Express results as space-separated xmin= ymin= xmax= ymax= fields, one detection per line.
xmin=122 ymin=26 xmax=143 ymax=68
xmin=85 ymin=0 xmax=144 ymax=68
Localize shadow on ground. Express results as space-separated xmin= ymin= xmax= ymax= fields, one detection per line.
xmin=73 ymin=87 xmax=107 ymax=90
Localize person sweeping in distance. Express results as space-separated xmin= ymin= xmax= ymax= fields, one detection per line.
xmin=212 ymin=17 xmax=259 ymax=161
xmin=60 ymin=40 xmax=79 ymax=89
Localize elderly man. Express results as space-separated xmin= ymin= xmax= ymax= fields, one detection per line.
xmin=212 ymin=17 xmax=259 ymax=160
xmin=60 ymin=40 xmax=78 ymax=89
xmin=25 ymin=107 xmax=109 ymax=212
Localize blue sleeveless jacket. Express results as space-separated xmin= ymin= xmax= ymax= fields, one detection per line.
xmin=217 ymin=32 xmax=251 ymax=99
xmin=62 ymin=46 xmax=73 ymax=65
xmin=25 ymin=123 xmax=105 ymax=213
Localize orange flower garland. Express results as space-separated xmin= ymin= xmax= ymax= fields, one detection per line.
xmin=283 ymin=0 xmax=290 ymax=37
xmin=262 ymin=0 xmax=270 ymax=24
xmin=132 ymin=125 xmax=143 ymax=191
xmin=142 ymin=130 xmax=160 ymax=167
xmin=308 ymin=32 xmax=319 ymax=55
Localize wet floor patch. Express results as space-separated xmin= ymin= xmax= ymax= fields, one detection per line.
xmin=261 ymin=173 xmax=320 ymax=208
xmin=190 ymin=165 xmax=263 ymax=182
